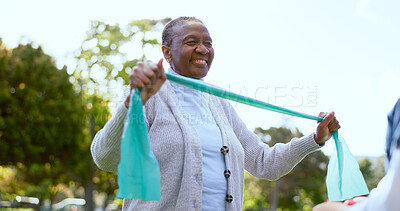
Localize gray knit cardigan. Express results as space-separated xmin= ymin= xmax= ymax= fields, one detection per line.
xmin=90 ymin=81 xmax=321 ymax=211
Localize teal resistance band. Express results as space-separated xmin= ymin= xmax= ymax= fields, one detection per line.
xmin=117 ymin=73 xmax=369 ymax=202
xmin=167 ymin=73 xmax=322 ymax=121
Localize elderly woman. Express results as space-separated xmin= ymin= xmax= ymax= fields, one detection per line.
xmin=91 ymin=16 xmax=340 ymax=211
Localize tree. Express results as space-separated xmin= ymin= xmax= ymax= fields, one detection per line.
xmin=67 ymin=94 xmax=112 ymax=211
xmin=359 ymin=156 xmax=385 ymax=191
xmin=73 ymin=18 xmax=170 ymax=97
xmin=69 ymin=18 xmax=170 ymax=210
xmin=0 ymin=39 xmax=86 ymax=205
xmin=243 ymin=127 xmax=329 ymax=211
xmin=0 ymin=165 xmax=26 ymax=201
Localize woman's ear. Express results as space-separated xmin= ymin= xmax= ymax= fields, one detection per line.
xmin=161 ymin=46 xmax=172 ymax=63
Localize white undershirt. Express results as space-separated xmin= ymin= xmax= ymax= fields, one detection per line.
xmin=168 ymin=68 xmax=227 ymax=211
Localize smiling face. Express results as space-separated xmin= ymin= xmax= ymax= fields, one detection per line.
xmin=162 ymin=21 xmax=214 ymax=79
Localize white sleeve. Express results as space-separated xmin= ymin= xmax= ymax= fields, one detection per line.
xmin=349 ymin=147 xmax=400 ymax=211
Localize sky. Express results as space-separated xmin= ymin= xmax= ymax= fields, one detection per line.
xmin=1 ymin=0 xmax=399 ymax=157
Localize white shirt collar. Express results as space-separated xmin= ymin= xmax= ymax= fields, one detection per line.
xmin=168 ymin=67 xmax=203 ymax=96
xmin=167 ymin=67 xmax=205 ymax=81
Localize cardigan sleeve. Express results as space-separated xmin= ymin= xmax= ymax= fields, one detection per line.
xmin=90 ymin=88 xmax=150 ymax=174
xmin=219 ymin=98 xmax=322 ymax=180
xmin=90 ymin=102 xmax=128 ymax=174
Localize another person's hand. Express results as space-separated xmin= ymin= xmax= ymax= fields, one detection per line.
xmin=314 ymin=112 xmax=340 ymax=145
xmin=312 ymin=202 xmax=349 ymax=211
xmin=312 ymin=197 xmax=366 ymax=211
xmin=344 ymin=196 xmax=366 ymax=205
xmin=124 ymin=59 xmax=167 ymax=107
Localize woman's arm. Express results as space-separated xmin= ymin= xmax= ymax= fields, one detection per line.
xmin=90 ymin=103 xmax=128 ymax=174
xmin=219 ymin=99 xmax=322 ymax=180
xmin=91 ymin=59 xmax=165 ymax=174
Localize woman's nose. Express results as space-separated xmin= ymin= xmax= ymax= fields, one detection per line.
xmin=195 ymin=44 xmax=209 ymax=54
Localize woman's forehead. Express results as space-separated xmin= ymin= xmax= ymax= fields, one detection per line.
xmin=172 ymin=21 xmax=211 ymax=40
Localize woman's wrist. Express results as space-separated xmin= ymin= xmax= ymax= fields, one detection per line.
xmin=314 ymin=133 xmax=326 ymax=146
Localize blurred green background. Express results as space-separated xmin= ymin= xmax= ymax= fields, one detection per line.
xmin=0 ymin=18 xmax=384 ymax=211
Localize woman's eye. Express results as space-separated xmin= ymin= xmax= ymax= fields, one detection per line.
xmin=186 ymin=41 xmax=197 ymax=45
xmin=205 ymin=42 xmax=213 ymax=47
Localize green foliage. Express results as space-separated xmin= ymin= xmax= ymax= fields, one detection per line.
xmin=69 ymin=94 xmax=110 ymax=180
xmin=0 ymin=17 xmax=169 ymax=208
xmin=244 ymin=127 xmax=329 ymax=211
xmin=0 ymin=40 xmax=85 ymax=169
xmin=0 ymin=39 xmax=86 ymax=203
xmin=73 ymin=18 xmax=170 ymax=99
xmin=0 ymin=165 xmax=26 ymax=200
xmin=358 ymin=156 xmax=385 ymax=191
xmin=69 ymin=18 xmax=169 ymax=209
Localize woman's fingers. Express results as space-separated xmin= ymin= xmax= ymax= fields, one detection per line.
xmin=144 ymin=61 xmax=158 ymax=88
xmin=127 ymin=59 xmax=166 ymax=105
xmin=156 ymin=58 xmax=163 ymax=78
xmin=131 ymin=66 xmax=151 ymax=89
xmin=318 ymin=112 xmax=328 ymax=118
xmin=318 ymin=111 xmax=340 ymax=131
xmin=327 ymin=116 xmax=341 ymax=132
xmin=131 ymin=61 xmax=162 ymax=89
xmin=314 ymin=111 xmax=341 ymax=144
xmin=318 ymin=112 xmax=335 ymax=128
xmin=153 ymin=58 xmax=167 ymax=86
xmin=327 ymin=117 xmax=336 ymax=129
xmin=330 ymin=120 xmax=340 ymax=130
xmin=137 ymin=60 xmax=164 ymax=89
